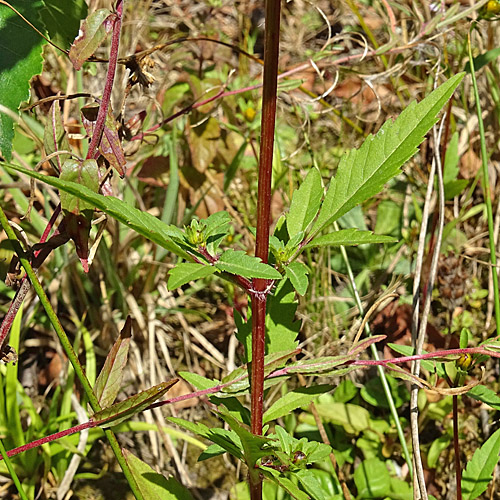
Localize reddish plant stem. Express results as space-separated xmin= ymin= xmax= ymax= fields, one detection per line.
xmin=251 ymin=0 xmax=281 ymax=434
xmin=250 ymin=1 xmax=281 ymax=498
xmin=0 ymin=422 xmax=96 ymax=461
xmin=453 ymin=395 xmax=463 ymax=499
xmin=86 ymin=1 xmax=123 ymax=161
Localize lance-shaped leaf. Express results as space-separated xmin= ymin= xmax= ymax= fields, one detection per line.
xmin=60 ymin=159 xmax=99 ymax=214
xmin=286 ymin=355 xmax=356 ymax=375
xmin=94 ymin=317 xmax=132 ymax=408
xmin=69 ymin=8 xmax=113 ymax=70
xmin=348 ymin=334 xmax=386 ymax=357
xmin=122 ymin=449 xmax=194 ymax=500
xmin=217 ymin=406 xmax=270 ymax=468
xmin=467 ymin=384 xmax=500 ymax=412
xmin=91 ymin=379 xmax=177 ymax=428
xmin=461 ymin=428 xmax=500 ymax=500
xmin=43 ymin=102 xmax=71 ymax=171
xmin=81 ymin=103 xmax=126 ymax=177
xmin=305 ymin=229 xmax=396 ymax=248
xmin=260 ymin=467 xmax=310 ymax=500
xmin=1 ymin=163 xmax=191 ymax=259
xmin=216 ymin=249 xmax=282 ymax=279
xmin=168 ymin=417 xmax=244 ymax=460
xmin=168 ymin=263 xmax=217 ymax=290
xmin=287 ymin=168 xmax=323 ymax=238
xmin=284 ymin=262 xmax=309 ymax=296
xmin=310 ymin=73 xmax=464 ymax=236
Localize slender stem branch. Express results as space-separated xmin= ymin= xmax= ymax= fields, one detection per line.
xmin=86 ymin=2 xmax=123 ymax=162
xmin=0 ymin=422 xmax=96 ymax=460
xmin=452 ymin=395 xmax=463 ymax=499
xmin=0 ymin=438 xmax=28 ymax=500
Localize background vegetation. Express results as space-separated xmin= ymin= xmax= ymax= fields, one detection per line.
xmin=1 ymin=0 xmax=500 ymax=499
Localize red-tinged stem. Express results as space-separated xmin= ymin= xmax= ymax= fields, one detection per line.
xmin=251 ymin=0 xmax=281 ymax=433
xmin=86 ymin=1 xmax=123 ymax=161
xmin=453 ymin=395 xmax=463 ymax=500
xmin=0 ymin=422 xmax=96 ymax=461
xmin=250 ymin=1 xmax=281 ymax=498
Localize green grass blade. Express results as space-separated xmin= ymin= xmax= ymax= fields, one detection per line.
xmin=0 ymin=438 xmax=28 ymax=500
xmin=461 ymin=428 xmax=500 ymax=499
xmin=467 ymin=29 xmax=500 ymax=335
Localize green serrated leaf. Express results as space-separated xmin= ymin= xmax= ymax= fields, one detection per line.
xmin=263 ymin=385 xmax=333 ymax=423
xmin=218 ymin=407 xmax=270 ymax=467
xmin=91 ymin=380 xmax=177 ymax=428
xmin=68 ymin=8 xmax=112 ymax=70
xmin=39 ymin=0 xmax=88 ymax=49
xmin=306 ymin=228 xmax=396 ymax=248
xmin=168 ymin=263 xmax=217 ymax=290
xmin=462 ymin=428 xmax=500 ymax=500
xmin=266 ymin=279 xmax=301 ymax=355
xmin=198 ymin=443 xmax=226 ymax=461
xmin=123 ymin=449 xmax=194 ymax=500
xmin=284 ymin=262 xmax=309 ymax=296
xmin=311 ymin=73 xmax=465 ymax=235
xmin=60 ymin=159 xmax=99 ymax=214
xmin=1 ymin=162 xmax=191 ymax=258
xmin=0 ymin=1 xmax=46 ymax=160
xmin=287 ymin=168 xmax=323 ymax=237
xmin=94 ymin=317 xmax=132 ymax=408
xmin=216 ymin=249 xmax=282 ymax=279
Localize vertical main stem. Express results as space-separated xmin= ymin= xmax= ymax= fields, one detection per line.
xmin=250 ymin=0 xmax=281 ymax=498
xmin=452 ymin=395 xmax=462 ymax=499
